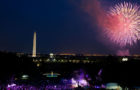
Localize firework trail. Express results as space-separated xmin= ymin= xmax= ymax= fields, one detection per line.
xmin=104 ymin=2 xmax=140 ymax=47
xmin=77 ymin=0 xmax=140 ymax=47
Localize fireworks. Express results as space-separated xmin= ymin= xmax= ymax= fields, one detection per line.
xmin=104 ymin=2 xmax=140 ymax=47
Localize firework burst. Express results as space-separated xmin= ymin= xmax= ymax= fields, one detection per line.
xmin=104 ymin=2 xmax=140 ymax=47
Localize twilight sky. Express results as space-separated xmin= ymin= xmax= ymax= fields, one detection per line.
xmin=0 ymin=0 xmax=140 ymax=54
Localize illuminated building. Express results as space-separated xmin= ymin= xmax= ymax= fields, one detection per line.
xmin=32 ymin=32 xmax=36 ymax=57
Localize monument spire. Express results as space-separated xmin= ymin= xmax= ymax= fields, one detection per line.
xmin=32 ymin=32 xmax=36 ymax=57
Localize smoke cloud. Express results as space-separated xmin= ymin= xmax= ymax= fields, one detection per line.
xmin=78 ymin=0 xmax=106 ymax=27
xmin=117 ymin=49 xmax=130 ymax=56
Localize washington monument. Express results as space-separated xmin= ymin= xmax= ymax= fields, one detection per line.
xmin=32 ymin=32 xmax=36 ymax=57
